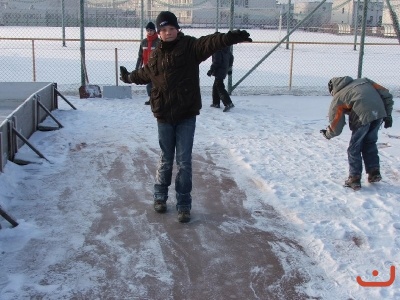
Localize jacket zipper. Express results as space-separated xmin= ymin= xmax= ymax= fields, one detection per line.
xmin=161 ymin=52 xmax=175 ymax=123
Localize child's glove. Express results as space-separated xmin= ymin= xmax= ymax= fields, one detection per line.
xmin=384 ymin=116 xmax=392 ymax=128
xmin=320 ymin=129 xmax=330 ymax=140
xmin=119 ymin=66 xmax=132 ymax=83
xmin=207 ymin=70 xmax=212 ymax=77
xmin=225 ymin=30 xmax=252 ymax=44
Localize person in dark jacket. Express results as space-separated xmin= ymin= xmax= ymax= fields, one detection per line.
xmin=320 ymin=76 xmax=394 ymax=190
xmin=119 ymin=11 xmax=252 ymax=222
xmin=207 ymin=46 xmax=235 ymax=112
xmin=136 ymin=21 xmax=160 ymax=105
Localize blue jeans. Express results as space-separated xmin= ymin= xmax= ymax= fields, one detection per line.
xmin=154 ymin=117 xmax=196 ymax=211
xmin=347 ymin=119 xmax=382 ymax=176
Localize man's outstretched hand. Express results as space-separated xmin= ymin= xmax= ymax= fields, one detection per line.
xmin=225 ymin=30 xmax=252 ymax=44
xmin=120 ymin=66 xmax=131 ymax=83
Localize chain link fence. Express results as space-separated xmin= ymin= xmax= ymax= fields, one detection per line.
xmin=1 ymin=0 xmax=399 ymax=97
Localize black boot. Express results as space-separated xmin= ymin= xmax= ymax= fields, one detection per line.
xmin=223 ymin=103 xmax=234 ymax=112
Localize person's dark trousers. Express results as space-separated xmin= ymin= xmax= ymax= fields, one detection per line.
xmin=146 ymin=82 xmax=152 ymax=97
xmin=212 ymin=78 xmax=232 ymax=107
xmin=154 ymin=117 xmax=196 ymax=212
xmin=347 ymin=118 xmax=383 ymax=176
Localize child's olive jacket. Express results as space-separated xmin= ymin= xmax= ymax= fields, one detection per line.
xmin=128 ymin=31 xmax=233 ymax=123
xmin=326 ymin=76 xmax=393 ymax=139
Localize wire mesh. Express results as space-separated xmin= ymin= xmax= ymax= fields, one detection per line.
xmin=0 ymin=0 xmax=399 ymax=96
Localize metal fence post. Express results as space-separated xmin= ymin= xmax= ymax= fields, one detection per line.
xmin=357 ymin=0 xmax=368 ymax=78
xmin=80 ymin=0 xmax=85 ymax=87
xmin=227 ymin=0 xmax=234 ymax=94
xmin=32 ymin=39 xmax=36 ymax=82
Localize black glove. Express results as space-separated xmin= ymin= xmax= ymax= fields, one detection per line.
xmin=384 ymin=116 xmax=392 ymax=128
xmin=320 ymin=129 xmax=330 ymax=140
xmin=227 ymin=69 xmax=232 ymax=75
xmin=119 ymin=66 xmax=131 ymax=83
xmin=207 ymin=70 xmax=212 ymax=77
xmin=225 ymin=30 xmax=252 ymax=45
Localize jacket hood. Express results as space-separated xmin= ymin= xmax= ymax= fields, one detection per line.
xmin=330 ymin=76 xmax=354 ymax=95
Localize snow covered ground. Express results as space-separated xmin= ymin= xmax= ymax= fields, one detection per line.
xmin=0 ymin=93 xmax=399 ymax=299
xmin=0 ymin=26 xmax=400 ymax=299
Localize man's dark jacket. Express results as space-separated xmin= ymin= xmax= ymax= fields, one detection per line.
xmin=128 ymin=32 xmax=234 ymax=123
xmin=210 ymin=46 xmax=234 ymax=80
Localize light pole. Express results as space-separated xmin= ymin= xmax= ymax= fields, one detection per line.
xmin=80 ymin=0 xmax=85 ymax=87
xmin=357 ymin=0 xmax=368 ymax=78
xmin=228 ymin=0 xmax=234 ymax=94
xmin=286 ymin=0 xmax=291 ymax=50
xmin=353 ymin=0 xmax=360 ymax=50
xmin=216 ymin=0 xmax=219 ymax=32
xmin=61 ymin=0 xmax=66 ymax=46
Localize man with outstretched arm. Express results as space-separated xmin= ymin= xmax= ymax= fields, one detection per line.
xmin=120 ymin=11 xmax=252 ymax=222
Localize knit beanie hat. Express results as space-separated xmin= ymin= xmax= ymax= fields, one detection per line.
xmin=156 ymin=11 xmax=180 ymax=32
xmin=146 ymin=22 xmax=156 ymax=30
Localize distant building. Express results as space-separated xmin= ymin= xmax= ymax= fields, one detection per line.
xmin=0 ymin=0 xmax=77 ymax=10
xmin=330 ymin=0 xmax=383 ymax=27
xmin=193 ymin=0 xmax=279 ymax=28
xmin=0 ymin=0 xmax=137 ymax=27
xmin=293 ymin=1 xmax=332 ymax=28
xmin=381 ymin=0 xmax=400 ymax=37
xmin=0 ymin=0 xmax=280 ymax=28
xmin=137 ymin=0 xmax=279 ymax=28
xmin=382 ymin=0 xmax=400 ymax=25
